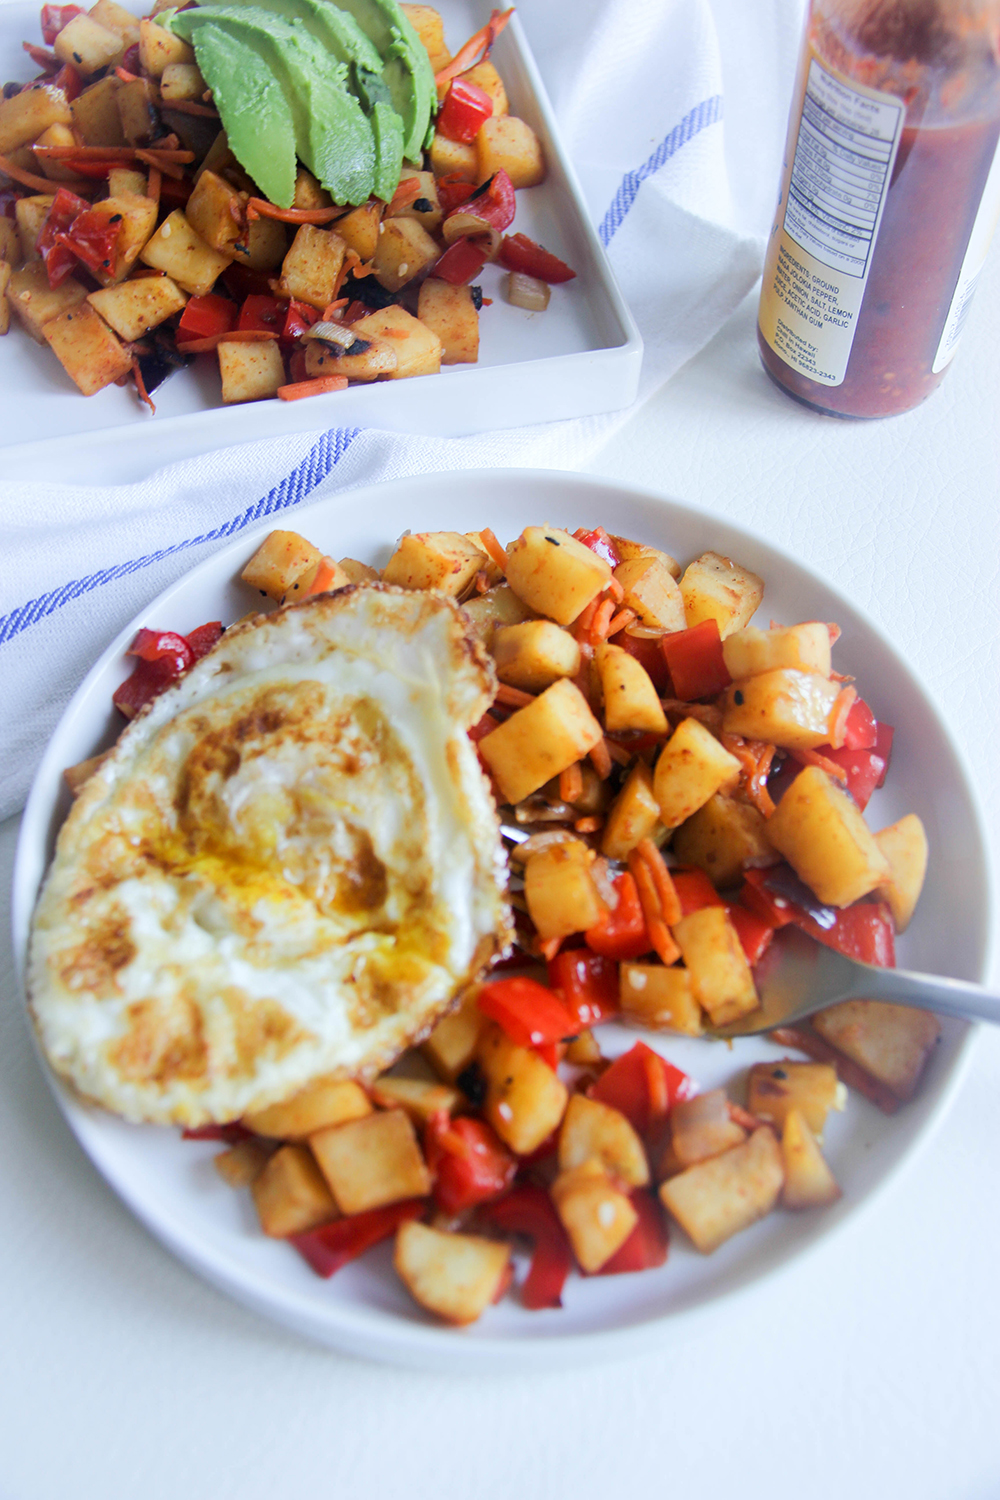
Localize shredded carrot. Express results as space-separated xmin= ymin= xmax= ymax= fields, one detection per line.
xmin=145 ymin=163 xmax=161 ymax=209
xmin=479 ymin=527 xmax=508 ymax=573
xmin=607 ymin=606 xmax=637 ymax=636
xmin=559 ymin=763 xmax=583 ymax=804
xmin=644 ymin=1049 xmax=671 ymax=1121
xmin=0 ymin=151 xmax=78 ymax=192
xmin=320 ymin=298 xmax=349 ymax=319
xmin=115 ymin=66 xmax=140 ymax=82
xmin=159 ymin=98 xmax=218 ymax=117
xmin=136 ymin=150 xmax=184 ymax=178
xmin=33 ymin=144 xmax=185 ymax=160
xmin=605 ymin=738 xmax=632 ymax=767
xmin=130 ymin=355 xmax=155 ymax=414
xmin=661 ymin=698 xmax=724 ymax=733
xmin=246 ymin=197 xmax=343 ymax=225
xmin=434 ymin=7 xmax=514 ymax=88
xmin=589 ymin=597 xmax=616 ymax=643
xmin=607 ymin=576 xmax=624 ymax=602
xmin=635 ymin=837 xmax=682 ymax=925
xmin=769 ymin=1027 xmax=901 ymax=1115
xmin=277 ymin=375 xmax=349 ymax=401
xmin=495 ymin=682 xmax=534 ymax=708
xmin=302 ymin=556 xmax=340 ymax=594
xmin=573 ymin=816 xmax=603 ymax=834
xmin=588 ymin=738 xmax=613 ymax=780
xmin=628 ymin=851 xmax=681 ymax=965
xmin=149 ymin=134 xmax=182 ymax=151
xmin=827 ymin=684 xmax=857 ymax=748
xmin=177 ymin=330 xmax=280 ymax=354
xmin=721 ymin=732 xmax=778 ymax=818
xmin=573 ymin=599 xmax=599 ymax=641
xmin=386 ymin=175 xmax=422 ymax=214
xmin=792 ymin=746 xmax=849 ymax=782
xmin=538 ymin=935 xmax=562 ymax=962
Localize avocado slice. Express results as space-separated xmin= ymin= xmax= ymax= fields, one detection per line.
xmin=330 ymin=0 xmax=435 ymax=162
xmin=178 ymin=23 xmax=297 ymax=207
xmin=219 ymin=0 xmax=383 ymax=74
xmin=171 ymin=7 xmax=376 ymax=205
xmin=350 ymin=63 xmax=403 ymax=200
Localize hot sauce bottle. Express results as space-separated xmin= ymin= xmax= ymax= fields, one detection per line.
xmin=758 ymin=0 xmax=1000 ymax=417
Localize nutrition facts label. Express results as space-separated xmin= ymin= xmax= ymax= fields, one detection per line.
xmin=784 ymin=59 xmax=903 ymax=278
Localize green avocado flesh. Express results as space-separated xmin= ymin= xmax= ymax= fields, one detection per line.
xmin=219 ymin=0 xmax=383 ymax=74
xmin=329 ymin=0 xmax=434 ymax=161
xmin=171 ymin=6 xmax=379 ymax=205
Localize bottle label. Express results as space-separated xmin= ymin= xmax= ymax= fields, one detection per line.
xmin=932 ymin=135 xmax=1000 ymax=372
xmin=759 ymin=57 xmax=904 ymax=386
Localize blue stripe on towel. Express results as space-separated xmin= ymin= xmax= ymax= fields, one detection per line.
xmin=0 ymin=426 xmax=360 ymax=648
xmin=600 ymin=94 xmax=724 ymax=246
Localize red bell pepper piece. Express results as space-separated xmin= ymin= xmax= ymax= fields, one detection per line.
xmin=726 ymin=902 xmax=774 ymax=966
xmin=547 ymin=948 xmax=619 ymax=1026
xmin=740 ymin=867 xmax=796 ymax=928
xmin=841 ymin=696 xmax=877 ymax=749
xmin=478 ymin=974 xmax=581 ymax=1048
xmin=671 ymin=868 xmax=725 ymax=916
xmin=618 ymin=630 xmax=672 ymax=692
xmin=185 ymin=621 xmax=224 ymax=661
xmin=500 ymin=232 xmax=577 ymax=284
xmin=590 ymin=1041 xmax=696 ymax=1136
xmin=40 ymin=3 xmax=83 ymax=44
xmin=291 ymin=1199 xmax=424 ymax=1278
xmin=660 ymin=619 xmax=731 ymax=701
xmin=485 ymin=1184 xmax=573 ymax=1309
xmin=424 ymin=1111 xmax=516 ymax=1214
xmin=129 ymin=627 xmax=194 ymax=672
xmin=874 ymin=720 xmax=894 ymax=786
xmin=37 ymin=186 xmax=88 ymax=287
xmin=282 ymin=298 xmax=319 ymax=341
xmin=809 ymin=745 xmax=886 ymax=810
xmin=112 ymin=628 xmax=195 ymax=719
xmin=237 ymin=293 xmax=286 ymax=334
xmin=181 ymin=1121 xmax=252 ymax=1144
xmin=59 ymin=206 xmax=123 ymax=278
xmin=432 ymin=236 xmax=490 ymax=285
xmin=573 ymin=525 xmax=620 ymax=568
xmin=593 ymin=1189 xmax=669 ymax=1275
xmin=50 ymin=60 xmax=82 ymax=99
xmin=437 ymin=76 xmax=493 ymax=143
xmin=446 ymin=168 xmax=516 ymax=233
xmin=796 ymin=900 xmax=896 ymax=966
xmin=435 ymin=171 xmax=478 ymax=214
xmin=583 ymin=871 xmax=650 ymax=961
xmin=178 ymin=292 xmax=237 ymax=342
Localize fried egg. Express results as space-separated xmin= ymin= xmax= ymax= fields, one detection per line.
xmin=28 ymin=585 xmax=509 ymax=1126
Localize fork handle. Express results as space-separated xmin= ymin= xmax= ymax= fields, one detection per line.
xmin=847 ymin=964 xmax=1000 ymax=1026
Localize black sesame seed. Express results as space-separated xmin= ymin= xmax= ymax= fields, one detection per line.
xmin=456 ymin=1061 xmax=486 ymax=1108
xmin=545 ymin=535 xmax=560 ymax=546
xmin=773 ymin=1068 xmax=787 ymax=1079
xmin=412 ymin=196 xmax=433 ymax=213
xmin=469 ymin=284 xmax=483 ymax=311
xmin=734 ymin=689 xmax=744 ymax=705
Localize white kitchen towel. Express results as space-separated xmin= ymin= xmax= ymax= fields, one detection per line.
xmin=0 ymin=0 xmax=806 ymax=819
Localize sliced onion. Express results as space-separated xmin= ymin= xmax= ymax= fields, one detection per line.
xmin=505 ymin=271 xmax=550 ymax=312
xmin=302 ymin=321 xmax=357 ymax=348
xmin=507 ymin=828 xmax=578 ymax=864
xmin=441 ymin=212 xmax=501 ymax=258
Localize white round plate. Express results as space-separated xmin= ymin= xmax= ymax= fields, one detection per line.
xmin=10 ymin=469 xmax=993 ymax=1371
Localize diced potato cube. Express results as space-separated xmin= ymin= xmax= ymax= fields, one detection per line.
xmin=233 ymin=213 xmax=288 ymax=273
xmin=672 ymin=905 xmax=758 ymax=1026
xmin=766 ymin=765 xmax=890 ymax=907
xmin=139 ymin=16 xmax=194 ymax=77
xmin=680 ymin=551 xmax=765 ymax=638
xmin=372 ymin=215 xmax=440 ymax=292
xmin=722 ymin=622 xmax=832 ymax=680
xmin=8 ymin=262 xmax=86 ymax=342
xmin=338 ymin=557 xmax=380 ymax=585
xmin=659 ymin=1127 xmax=783 ymax=1253
xmin=160 ymin=62 xmax=206 ymax=103
xmin=88 ymin=274 xmax=187 ymax=342
xmin=382 ymin=530 xmax=487 ymax=595
xmin=333 ymin=200 xmax=381 ymax=261
xmin=565 ymin=1029 xmax=603 ymax=1066
xmin=874 ymin=813 xmax=928 ymax=932
xmin=401 ymin=4 xmax=451 ymax=72
xmin=671 ymin=793 xmax=776 ymax=889
xmin=140 ymin=209 xmax=232 ymax=294
xmin=251 ymin=1143 xmax=339 ymax=1237
xmin=241 ymin=529 xmax=323 ymax=602
xmin=619 ymin=962 xmax=703 ymax=1035
xmin=350 ymin=304 xmax=442 ymax=378
xmin=478 ymin=678 xmax=604 ymax=805
xmin=669 ymin=1089 xmax=747 ymax=1166
xmin=429 ymin=131 xmax=479 ymax=181
xmin=107 ymin=166 xmax=146 ymax=197
xmin=83 ymin=194 xmax=158 ymax=287
xmin=34 ymin=122 xmax=82 ymax=182
xmin=14 ymin=196 xmax=55 ymax=262
xmin=747 ymin=1061 xmax=845 ymax=1140
xmin=0 ymin=82 xmax=72 ymax=155
xmin=653 ymin=717 xmax=741 ymax=829
xmin=310 ymin=1109 xmax=431 ymax=1214
xmin=0 ymin=218 xmax=21 ymax=266
xmin=812 ymin=1000 xmax=940 ymax=1102
xmin=185 ymin=169 xmax=244 ymax=253
xmin=390 ymin=169 xmax=442 ymax=233
xmin=613 ymin=556 xmax=686 ymax=632
xmin=610 ymin=535 xmax=681 ymax=577
xmin=493 ymin=620 xmax=580 ymax=692
xmin=781 ymin=1108 xmax=842 ymax=1208
xmin=477 ymin=1022 xmax=568 ymax=1155
xmin=459 ymin=60 xmax=507 ymax=115
xmin=43 ymin=301 xmax=132 ymax=394
xmin=476 ymin=114 xmax=545 ymax=188
xmin=277 ymin=224 xmax=347 ymax=309
xmin=722 ymin=669 xmax=841 ymax=751
xmin=214 ymin=1138 xmax=270 ymax=1188
xmin=369 ymin=1075 xmax=462 ymax=1123
xmin=558 ymin=1093 xmax=649 ymax=1186
xmin=243 ymin=1076 xmax=371 ymax=1140
xmin=550 ymin=1160 xmax=638 ymax=1272
xmin=304 ymin=335 xmax=398 ymax=383
xmin=394 ymin=1221 xmax=510 ymax=1325
xmin=293 ymin=168 xmax=331 ymax=211
xmin=116 ymin=77 xmax=159 ymax=146
xmin=422 ymin=989 xmax=485 ymax=1082
xmin=218 ymin=339 xmax=285 ymax=403
xmin=601 ymin=759 xmax=662 ymax=861
xmin=70 ymin=75 xmax=123 ymax=147
xmin=506 ymin=525 xmax=612 ymax=626
xmin=461 ymin=583 xmax=535 ymax=646
xmin=53 ymin=13 xmax=124 ymax=73
xmin=523 ymin=838 xmax=605 ymax=940
xmin=595 ymin=641 xmax=667 ymax=734
xmin=417 ymin=278 xmax=479 ymax=364
xmin=89 ymin=0 xmax=140 ymax=47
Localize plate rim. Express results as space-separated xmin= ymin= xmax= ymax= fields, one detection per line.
xmin=11 ymin=467 xmax=996 ymax=1370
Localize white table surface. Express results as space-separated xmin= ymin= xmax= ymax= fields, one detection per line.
xmin=4 ymin=74 xmax=1000 ymax=1500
